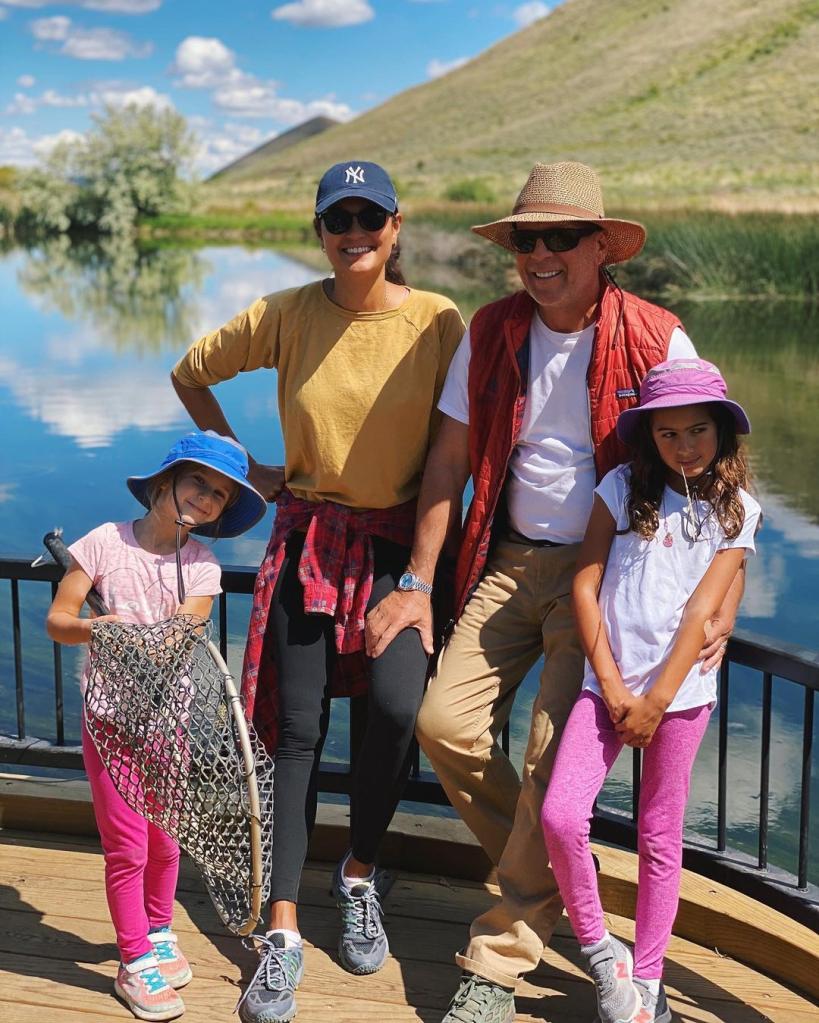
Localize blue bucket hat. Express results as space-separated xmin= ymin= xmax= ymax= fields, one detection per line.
xmin=315 ymin=160 xmax=398 ymax=215
xmin=127 ymin=431 xmax=267 ymax=538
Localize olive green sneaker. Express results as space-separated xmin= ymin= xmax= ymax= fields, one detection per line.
xmin=441 ymin=973 xmax=515 ymax=1023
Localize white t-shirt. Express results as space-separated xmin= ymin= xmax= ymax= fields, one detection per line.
xmin=438 ymin=318 xmax=696 ymax=542
xmin=582 ymin=465 xmax=761 ymax=712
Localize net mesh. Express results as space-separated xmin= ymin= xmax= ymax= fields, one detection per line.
xmin=86 ymin=615 xmax=273 ymax=934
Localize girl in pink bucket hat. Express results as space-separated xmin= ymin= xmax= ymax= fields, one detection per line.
xmin=541 ymin=358 xmax=760 ymax=1023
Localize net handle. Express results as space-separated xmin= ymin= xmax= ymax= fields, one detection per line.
xmin=206 ymin=640 xmax=265 ymax=936
xmin=44 ymin=530 xmax=111 ymax=617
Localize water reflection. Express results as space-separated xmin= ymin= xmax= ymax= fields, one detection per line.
xmin=17 ymin=235 xmax=209 ymax=353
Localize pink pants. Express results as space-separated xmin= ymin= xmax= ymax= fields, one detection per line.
xmin=82 ymin=723 xmax=180 ymax=962
xmin=541 ymin=690 xmax=710 ymax=979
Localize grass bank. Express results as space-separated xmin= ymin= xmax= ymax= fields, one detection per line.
xmin=134 ymin=208 xmax=819 ymax=304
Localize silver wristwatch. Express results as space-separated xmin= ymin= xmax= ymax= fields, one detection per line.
xmin=397 ymin=570 xmax=433 ymax=596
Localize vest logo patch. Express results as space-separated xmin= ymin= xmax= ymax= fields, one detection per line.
xmin=345 ymin=165 xmax=365 ymax=184
xmin=616 ymin=388 xmax=638 ymax=399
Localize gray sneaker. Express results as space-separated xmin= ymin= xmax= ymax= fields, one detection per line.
xmin=441 ymin=973 xmax=515 ymax=1023
xmin=331 ymin=860 xmax=388 ymax=974
xmin=583 ymin=935 xmax=639 ymax=1023
xmin=633 ymin=979 xmax=672 ymax=1023
xmin=236 ymin=933 xmax=304 ymax=1023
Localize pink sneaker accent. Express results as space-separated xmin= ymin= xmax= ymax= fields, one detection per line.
xmin=149 ymin=929 xmax=193 ymax=989
xmin=114 ymin=953 xmax=185 ymax=1021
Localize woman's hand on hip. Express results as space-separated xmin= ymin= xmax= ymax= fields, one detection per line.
xmin=248 ymin=463 xmax=285 ymax=502
xmin=365 ymin=590 xmax=434 ymax=658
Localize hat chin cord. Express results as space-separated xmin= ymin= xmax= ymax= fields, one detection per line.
xmin=171 ymin=479 xmax=188 ymax=606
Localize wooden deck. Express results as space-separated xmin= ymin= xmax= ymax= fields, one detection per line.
xmin=1 ymin=830 xmax=816 ymax=1023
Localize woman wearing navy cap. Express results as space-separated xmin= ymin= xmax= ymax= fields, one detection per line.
xmin=172 ymin=161 xmax=465 ymax=1021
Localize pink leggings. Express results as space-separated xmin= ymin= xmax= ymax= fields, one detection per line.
xmin=541 ymin=690 xmax=710 ymax=979
xmin=82 ymin=723 xmax=180 ymax=963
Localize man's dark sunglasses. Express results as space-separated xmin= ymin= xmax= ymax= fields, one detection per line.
xmin=509 ymin=225 xmax=599 ymax=254
xmin=319 ymin=203 xmax=391 ymax=234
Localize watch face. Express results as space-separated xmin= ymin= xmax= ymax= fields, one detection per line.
xmin=398 ymin=572 xmax=413 ymax=590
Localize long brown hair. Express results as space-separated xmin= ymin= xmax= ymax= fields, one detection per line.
xmin=312 ymin=214 xmax=406 ymax=286
xmin=625 ymin=403 xmax=749 ymax=541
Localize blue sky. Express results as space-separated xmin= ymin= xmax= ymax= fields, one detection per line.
xmin=0 ymin=0 xmax=558 ymax=173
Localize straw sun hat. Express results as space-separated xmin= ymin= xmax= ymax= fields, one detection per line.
xmin=472 ymin=161 xmax=646 ymax=264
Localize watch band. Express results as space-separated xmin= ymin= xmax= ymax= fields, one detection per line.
xmin=397 ymin=570 xmax=433 ymax=596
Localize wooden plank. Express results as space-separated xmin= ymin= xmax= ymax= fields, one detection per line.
xmin=2 ymin=833 xmax=816 ymax=1023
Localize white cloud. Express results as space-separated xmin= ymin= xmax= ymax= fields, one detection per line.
xmin=174 ymin=34 xmax=354 ymax=124
xmin=6 ymin=82 xmax=170 ymax=118
xmin=213 ymin=81 xmax=353 ymax=122
xmin=6 ymin=89 xmax=89 ymax=115
xmin=5 ymin=0 xmax=159 ymax=10
xmin=427 ymin=56 xmax=469 ymax=79
xmin=190 ymin=120 xmax=266 ymax=175
xmin=0 ymin=8 xmax=8 ymax=18
xmin=90 ymin=84 xmax=172 ymax=110
xmin=17 ymin=74 xmax=37 ymax=87
xmin=173 ymin=36 xmax=241 ymax=89
xmin=0 ymin=126 xmax=84 ymax=166
xmin=31 ymin=15 xmax=71 ymax=40
xmin=30 ymin=16 xmax=152 ymax=60
xmin=33 ymin=128 xmax=85 ymax=158
xmin=513 ymin=1 xmax=551 ymax=27
xmin=271 ymin=0 xmax=374 ymax=29
xmin=0 ymin=127 xmax=40 ymax=165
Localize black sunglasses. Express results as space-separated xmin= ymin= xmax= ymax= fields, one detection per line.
xmin=509 ymin=225 xmax=599 ymax=254
xmin=319 ymin=203 xmax=391 ymax=235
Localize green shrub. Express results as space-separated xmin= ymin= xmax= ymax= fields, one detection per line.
xmin=443 ymin=178 xmax=496 ymax=203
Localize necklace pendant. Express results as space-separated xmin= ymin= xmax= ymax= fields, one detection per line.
xmin=663 ymin=532 xmax=673 ymax=548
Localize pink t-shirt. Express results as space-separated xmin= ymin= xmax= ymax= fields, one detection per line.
xmin=69 ymin=521 xmax=222 ymax=691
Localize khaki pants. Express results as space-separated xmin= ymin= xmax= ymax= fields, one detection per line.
xmin=416 ymin=535 xmax=584 ymax=988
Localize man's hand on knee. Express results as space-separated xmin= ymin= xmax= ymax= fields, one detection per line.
xmin=365 ymin=590 xmax=434 ymax=657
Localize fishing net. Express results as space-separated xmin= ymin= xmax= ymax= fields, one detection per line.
xmin=85 ymin=615 xmax=274 ymax=935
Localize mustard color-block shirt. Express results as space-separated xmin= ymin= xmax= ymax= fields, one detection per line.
xmin=173 ymin=281 xmax=466 ymax=509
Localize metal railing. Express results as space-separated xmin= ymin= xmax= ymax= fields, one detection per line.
xmin=2 ymin=555 xmax=817 ymax=931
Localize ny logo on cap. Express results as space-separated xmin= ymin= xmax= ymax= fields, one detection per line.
xmin=345 ymin=165 xmax=365 ymax=185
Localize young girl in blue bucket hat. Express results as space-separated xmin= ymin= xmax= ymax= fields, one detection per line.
xmin=47 ymin=430 xmax=266 ymax=1021
xmin=541 ymin=359 xmax=761 ymax=1023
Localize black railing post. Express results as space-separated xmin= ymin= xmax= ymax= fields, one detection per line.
xmin=798 ymin=688 xmax=814 ymax=891
xmin=758 ymin=672 xmax=772 ymax=870
xmin=12 ymin=579 xmax=25 ymax=739
xmin=717 ymin=658 xmax=730 ymax=852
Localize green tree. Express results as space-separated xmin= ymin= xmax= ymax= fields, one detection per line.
xmin=17 ymin=104 xmax=198 ymax=236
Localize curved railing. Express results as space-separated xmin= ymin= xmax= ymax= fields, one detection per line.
xmin=1 ymin=556 xmax=816 ymax=932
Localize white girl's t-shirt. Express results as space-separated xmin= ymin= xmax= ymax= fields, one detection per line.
xmin=69 ymin=521 xmax=222 ymax=693
xmin=438 ymin=319 xmax=697 ymax=542
xmin=582 ymin=465 xmax=761 ymax=712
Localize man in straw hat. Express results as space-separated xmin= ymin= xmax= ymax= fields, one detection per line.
xmin=365 ymin=161 xmax=743 ymax=1023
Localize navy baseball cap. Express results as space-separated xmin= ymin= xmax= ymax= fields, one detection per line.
xmin=315 ymin=161 xmax=398 ymax=215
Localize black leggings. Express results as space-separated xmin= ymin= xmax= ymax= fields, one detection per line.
xmin=268 ymin=531 xmax=428 ymax=903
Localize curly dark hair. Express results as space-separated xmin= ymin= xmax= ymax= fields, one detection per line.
xmin=312 ymin=214 xmax=406 ymax=286
xmin=625 ymin=403 xmax=749 ymax=541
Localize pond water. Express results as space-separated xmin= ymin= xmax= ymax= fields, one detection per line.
xmin=0 ymin=236 xmax=816 ymax=884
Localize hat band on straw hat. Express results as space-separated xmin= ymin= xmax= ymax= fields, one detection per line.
xmin=513 ymin=202 xmax=603 ymax=220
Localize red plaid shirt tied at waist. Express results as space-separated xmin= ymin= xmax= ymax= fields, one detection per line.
xmin=241 ymin=490 xmax=417 ymax=751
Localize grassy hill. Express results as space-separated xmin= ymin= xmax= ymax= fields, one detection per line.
xmin=207 ymin=115 xmax=337 ymax=183
xmin=204 ymin=0 xmax=819 ymax=214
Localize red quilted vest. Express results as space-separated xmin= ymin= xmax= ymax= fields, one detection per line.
xmin=454 ymin=281 xmax=682 ymax=616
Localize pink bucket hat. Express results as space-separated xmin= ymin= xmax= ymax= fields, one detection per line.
xmin=616 ymin=358 xmax=751 ymax=446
